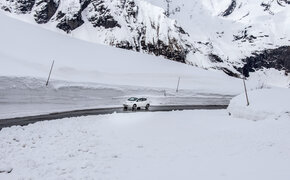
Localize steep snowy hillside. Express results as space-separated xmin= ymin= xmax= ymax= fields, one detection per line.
xmin=0 ymin=12 xmax=247 ymax=94
xmin=0 ymin=0 xmax=289 ymax=78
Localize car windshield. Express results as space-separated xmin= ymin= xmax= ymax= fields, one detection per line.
xmin=128 ymin=97 xmax=138 ymax=101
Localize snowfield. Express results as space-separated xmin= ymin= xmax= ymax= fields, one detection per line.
xmin=0 ymin=109 xmax=290 ymax=180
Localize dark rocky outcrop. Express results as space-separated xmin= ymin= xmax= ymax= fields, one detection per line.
xmin=277 ymin=0 xmax=290 ymax=6
xmin=141 ymin=39 xmax=187 ymax=63
xmin=34 ymin=0 xmax=59 ymax=24
xmin=233 ymin=28 xmax=257 ymax=43
xmin=56 ymin=0 xmax=91 ymax=33
xmin=2 ymin=0 xmax=35 ymax=13
xmin=87 ymin=0 xmax=120 ymax=28
xmin=261 ymin=1 xmax=274 ymax=15
xmin=113 ymin=36 xmax=188 ymax=63
xmin=114 ymin=40 xmax=133 ymax=50
xmin=221 ymin=0 xmax=236 ymax=17
xmin=237 ymin=46 xmax=290 ymax=77
xmin=56 ymin=12 xmax=85 ymax=33
xmin=208 ymin=54 xmax=224 ymax=63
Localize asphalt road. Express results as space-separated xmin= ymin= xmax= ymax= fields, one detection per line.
xmin=0 ymin=105 xmax=228 ymax=130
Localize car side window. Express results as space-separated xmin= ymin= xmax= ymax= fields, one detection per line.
xmin=144 ymin=98 xmax=147 ymax=101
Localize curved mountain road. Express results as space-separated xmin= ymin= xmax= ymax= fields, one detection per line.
xmin=0 ymin=105 xmax=227 ymax=130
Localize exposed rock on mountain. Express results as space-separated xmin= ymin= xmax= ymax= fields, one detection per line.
xmin=34 ymin=0 xmax=59 ymax=24
xmin=238 ymin=46 xmax=290 ymax=77
xmin=1 ymin=0 xmax=35 ymax=13
xmin=87 ymin=0 xmax=120 ymax=29
xmin=221 ymin=0 xmax=236 ymax=17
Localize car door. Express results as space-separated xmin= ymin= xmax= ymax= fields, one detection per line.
xmin=142 ymin=98 xmax=146 ymax=107
xmin=138 ymin=98 xmax=144 ymax=107
xmin=137 ymin=98 xmax=142 ymax=107
xmin=143 ymin=98 xmax=148 ymax=106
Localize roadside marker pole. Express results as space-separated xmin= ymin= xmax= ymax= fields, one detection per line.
xmin=46 ymin=60 xmax=54 ymax=87
xmin=243 ymin=76 xmax=250 ymax=106
xmin=176 ymin=77 xmax=180 ymax=93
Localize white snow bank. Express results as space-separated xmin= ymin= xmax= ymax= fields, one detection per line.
xmin=1 ymin=110 xmax=290 ymax=179
xmin=248 ymin=68 xmax=290 ymax=89
xmin=228 ymin=88 xmax=290 ymax=121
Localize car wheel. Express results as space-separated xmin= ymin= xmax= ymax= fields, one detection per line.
xmin=123 ymin=106 xmax=128 ymax=111
xmin=145 ymin=104 xmax=150 ymax=110
xmin=132 ymin=104 xmax=137 ymax=111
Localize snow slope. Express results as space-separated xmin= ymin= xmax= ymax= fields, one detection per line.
xmin=1 ymin=110 xmax=290 ymax=179
xmin=228 ymin=88 xmax=290 ymax=120
xmin=0 ymin=12 xmax=244 ymax=94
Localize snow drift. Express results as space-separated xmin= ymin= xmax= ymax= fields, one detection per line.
xmin=228 ymin=88 xmax=290 ymax=121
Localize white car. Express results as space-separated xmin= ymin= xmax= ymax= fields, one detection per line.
xmin=123 ymin=97 xmax=150 ymax=110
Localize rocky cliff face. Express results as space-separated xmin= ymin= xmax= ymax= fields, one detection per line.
xmin=238 ymin=46 xmax=290 ymax=77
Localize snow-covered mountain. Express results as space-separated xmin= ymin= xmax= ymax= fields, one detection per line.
xmin=0 ymin=0 xmax=194 ymax=64
xmin=0 ymin=0 xmax=289 ymax=77
xmin=148 ymin=0 xmax=290 ymax=75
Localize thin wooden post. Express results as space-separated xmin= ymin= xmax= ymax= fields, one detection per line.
xmin=46 ymin=60 xmax=54 ymax=86
xmin=176 ymin=77 xmax=180 ymax=93
xmin=243 ymin=77 xmax=250 ymax=106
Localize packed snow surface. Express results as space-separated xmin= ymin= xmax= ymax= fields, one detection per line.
xmin=1 ymin=110 xmax=290 ymax=179
xmin=228 ymin=88 xmax=290 ymax=121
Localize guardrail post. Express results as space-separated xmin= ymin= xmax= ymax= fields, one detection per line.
xmin=46 ymin=60 xmax=55 ymax=86
xmin=176 ymin=77 xmax=180 ymax=93
xmin=243 ymin=77 xmax=250 ymax=106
